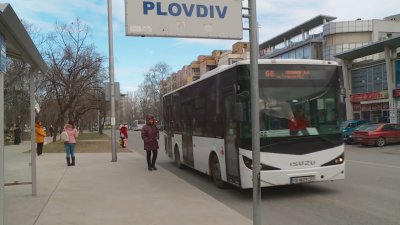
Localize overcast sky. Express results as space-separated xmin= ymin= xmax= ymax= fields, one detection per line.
xmin=8 ymin=0 xmax=400 ymax=92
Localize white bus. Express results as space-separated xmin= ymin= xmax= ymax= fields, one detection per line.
xmin=163 ymin=59 xmax=345 ymax=188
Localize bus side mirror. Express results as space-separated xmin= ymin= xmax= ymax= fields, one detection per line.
xmin=233 ymin=103 xmax=244 ymax=122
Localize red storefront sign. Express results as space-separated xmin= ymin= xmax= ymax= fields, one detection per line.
xmin=350 ymin=91 xmax=388 ymax=103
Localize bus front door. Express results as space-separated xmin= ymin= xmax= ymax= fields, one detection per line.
xmin=224 ymin=91 xmax=240 ymax=186
xmin=182 ymin=101 xmax=194 ymax=167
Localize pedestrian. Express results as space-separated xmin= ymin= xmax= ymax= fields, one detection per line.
xmin=63 ymin=120 xmax=79 ymax=166
xmin=119 ymin=123 xmax=128 ymax=148
xmin=35 ymin=121 xmax=46 ymax=156
xmin=141 ymin=114 xmax=159 ymax=171
xmin=14 ymin=125 xmax=22 ymax=145
xmin=49 ymin=124 xmax=54 ymax=137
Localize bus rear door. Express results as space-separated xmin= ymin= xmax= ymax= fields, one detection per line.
xmin=181 ymin=100 xmax=194 ymax=167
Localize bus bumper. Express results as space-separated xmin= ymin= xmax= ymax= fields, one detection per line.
xmin=239 ymin=163 xmax=345 ymax=189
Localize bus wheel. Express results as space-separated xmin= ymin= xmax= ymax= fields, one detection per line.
xmin=375 ymin=137 xmax=386 ymax=147
xmin=210 ymin=155 xmax=226 ymax=188
xmin=175 ymin=147 xmax=183 ymax=169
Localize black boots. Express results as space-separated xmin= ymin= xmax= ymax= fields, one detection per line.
xmin=66 ymin=157 xmax=76 ymax=166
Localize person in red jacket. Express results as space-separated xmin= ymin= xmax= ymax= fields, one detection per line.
xmin=119 ymin=124 xmax=128 ymax=148
xmin=288 ymin=107 xmax=310 ymax=135
xmin=141 ymin=115 xmax=159 ymax=171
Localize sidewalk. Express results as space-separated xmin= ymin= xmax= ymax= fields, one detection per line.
xmin=4 ymin=140 xmax=252 ymax=225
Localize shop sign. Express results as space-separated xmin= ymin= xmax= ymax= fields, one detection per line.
xmin=352 ymin=103 xmax=361 ymax=111
xmin=359 ymin=102 xmax=389 ymax=111
xmin=393 ymin=89 xmax=400 ymax=98
xmin=350 ymin=91 xmax=388 ymax=103
xmin=370 ymin=103 xmax=382 ymax=110
xmin=361 ymin=104 xmax=371 ymax=111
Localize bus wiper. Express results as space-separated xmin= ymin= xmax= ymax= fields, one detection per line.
xmin=261 ymin=140 xmax=294 ymax=149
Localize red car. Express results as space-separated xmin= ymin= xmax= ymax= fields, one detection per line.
xmin=353 ymin=123 xmax=400 ymax=147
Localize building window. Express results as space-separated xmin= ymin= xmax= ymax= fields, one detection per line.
xmin=352 ymin=64 xmax=387 ymax=94
xmin=192 ymin=68 xmax=200 ymax=74
xmin=303 ymin=45 xmax=311 ymax=59
xmin=288 ymin=50 xmax=295 ymax=59
xmin=296 ymin=48 xmax=303 ymax=59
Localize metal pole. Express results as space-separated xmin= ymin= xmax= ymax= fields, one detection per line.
xmin=108 ymin=0 xmax=117 ymax=161
xmin=0 ymin=69 xmax=5 ymax=225
xmin=30 ymin=71 xmax=37 ymax=195
xmin=248 ymin=0 xmax=261 ymax=224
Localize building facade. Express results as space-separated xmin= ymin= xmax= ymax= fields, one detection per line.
xmin=260 ymin=14 xmax=400 ymax=123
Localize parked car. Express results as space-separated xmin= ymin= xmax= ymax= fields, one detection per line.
xmin=352 ymin=123 xmax=400 ymax=147
xmin=341 ymin=120 xmax=369 ymax=144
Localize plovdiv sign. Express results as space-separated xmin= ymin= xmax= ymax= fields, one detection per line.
xmin=125 ymin=0 xmax=243 ymax=40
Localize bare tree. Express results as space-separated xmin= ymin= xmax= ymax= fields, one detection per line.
xmin=141 ymin=62 xmax=171 ymax=120
xmin=39 ymin=18 xmax=107 ymax=140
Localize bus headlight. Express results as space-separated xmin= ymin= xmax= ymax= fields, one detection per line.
xmin=322 ymin=154 xmax=345 ymax=167
xmin=242 ymin=156 xmax=280 ymax=170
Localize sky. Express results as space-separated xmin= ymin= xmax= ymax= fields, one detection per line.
xmin=7 ymin=0 xmax=400 ymax=93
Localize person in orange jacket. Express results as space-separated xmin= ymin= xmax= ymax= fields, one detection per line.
xmin=35 ymin=121 xmax=46 ymax=156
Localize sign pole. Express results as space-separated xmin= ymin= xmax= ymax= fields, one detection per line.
xmin=108 ymin=0 xmax=117 ymax=162
xmin=248 ymin=0 xmax=261 ymax=224
xmin=0 ymin=62 xmax=4 ymax=225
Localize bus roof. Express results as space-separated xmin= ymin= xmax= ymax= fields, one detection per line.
xmin=164 ymin=59 xmax=339 ymax=96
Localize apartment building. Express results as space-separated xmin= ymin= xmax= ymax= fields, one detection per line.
xmin=166 ymin=42 xmax=250 ymax=90
xmin=218 ymin=42 xmax=250 ymax=66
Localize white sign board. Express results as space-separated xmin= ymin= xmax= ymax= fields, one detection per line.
xmin=125 ymin=0 xmax=243 ymax=40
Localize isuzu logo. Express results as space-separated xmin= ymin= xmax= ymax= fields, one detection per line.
xmin=290 ymin=160 xmax=316 ymax=167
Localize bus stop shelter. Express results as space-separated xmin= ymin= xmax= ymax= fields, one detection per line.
xmin=0 ymin=3 xmax=47 ymax=225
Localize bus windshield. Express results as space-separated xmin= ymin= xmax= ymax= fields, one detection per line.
xmin=238 ymin=64 xmax=344 ymax=152
xmin=258 ymin=86 xmax=340 ymax=136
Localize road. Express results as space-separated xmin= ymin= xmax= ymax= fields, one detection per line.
xmin=126 ymin=130 xmax=400 ymax=225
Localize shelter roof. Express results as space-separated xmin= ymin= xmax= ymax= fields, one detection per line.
xmin=0 ymin=3 xmax=47 ymax=72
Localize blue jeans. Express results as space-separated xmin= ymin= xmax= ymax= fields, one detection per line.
xmin=64 ymin=143 xmax=76 ymax=157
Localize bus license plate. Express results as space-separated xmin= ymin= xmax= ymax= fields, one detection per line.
xmin=290 ymin=175 xmax=315 ymax=184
